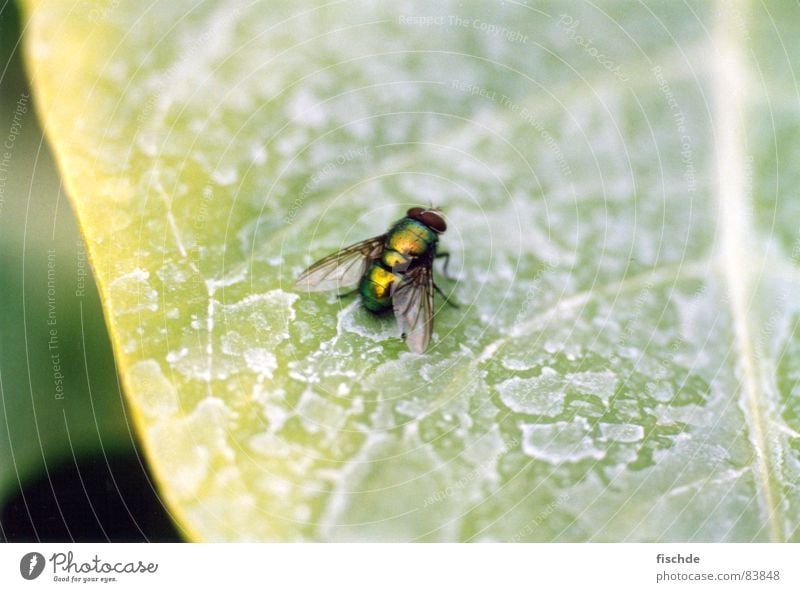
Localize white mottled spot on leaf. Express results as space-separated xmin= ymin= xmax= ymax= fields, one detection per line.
xmin=109 ymin=267 xmax=158 ymax=313
xmin=495 ymin=370 xmax=565 ymax=416
xmin=244 ymin=348 xmax=277 ymax=378
xmin=288 ymin=89 xmax=326 ymax=127
xmin=211 ymin=166 xmax=238 ymax=186
xmin=569 ymin=370 xmax=618 ymax=403
xmin=249 ymin=432 xmax=291 ymax=459
xmin=148 ymin=394 xmax=239 ymax=500
xmin=156 ymin=260 xmax=190 ymax=284
xmin=599 ymin=422 xmax=645 ymax=443
xmin=170 ymin=290 xmax=297 ymax=382
xmin=496 ymin=368 xmax=616 ymax=415
xmin=339 ymin=304 xmax=398 ymax=343
xmin=128 ymin=359 xmax=179 ymax=418
xmin=190 ymin=397 xmax=237 ymax=461
xmin=250 ymin=143 xmax=267 ymax=165
xmin=295 ymin=389 xmax=347 ymax=434
xmin=520 ymin=418 xmax=605 ymax=463
xmin=149 ymin=422 xmax=209 ymax=500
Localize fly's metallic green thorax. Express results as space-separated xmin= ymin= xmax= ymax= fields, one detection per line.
xmin=385 ymin=218 xmax=440 ymax=263
xmin=359 ymin=217 xmax=440 ymax=313
xmin=295 ymin=207 xmax=451 ymax=353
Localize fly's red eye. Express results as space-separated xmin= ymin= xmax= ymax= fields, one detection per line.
xmin=420 ymin=211 xmax=446 ymax=232
xmin=406 ymin=207 xmax=425 ymax=220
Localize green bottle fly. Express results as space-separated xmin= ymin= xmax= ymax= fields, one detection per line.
xmin=295 ymin=207 xmax=452 ymax=353
xmin=358 ymin=216 xmax=441 ymax=313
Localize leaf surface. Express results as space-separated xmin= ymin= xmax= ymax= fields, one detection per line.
xmin=23 ymin=0 xmax=800 ymax=541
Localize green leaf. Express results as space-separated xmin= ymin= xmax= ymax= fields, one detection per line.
xmin=22 ymin=0 xmax=800 ymax=541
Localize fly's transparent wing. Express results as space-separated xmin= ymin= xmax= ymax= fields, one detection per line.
xmin=392 ymin=262 xmax=434 ymax=353
xmin=295 ymin=235 xmax=385 ymax=292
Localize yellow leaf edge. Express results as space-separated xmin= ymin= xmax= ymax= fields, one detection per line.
xmin=21 ymin=1 xmax=203 ymax=542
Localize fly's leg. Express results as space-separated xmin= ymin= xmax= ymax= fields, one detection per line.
xmin=434 ymin=281 xmax=460 ymax=308
xmin=435 ymin=251 xmax=456 ymax=280
xmin=433 ymin=252 xmax=459 ymax=307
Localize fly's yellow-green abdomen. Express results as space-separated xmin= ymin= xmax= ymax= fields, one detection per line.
xmin=359 ymin=263 xmax=399 ymax=312
xmin=381 ymin=249 xmax=409 ymax=269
